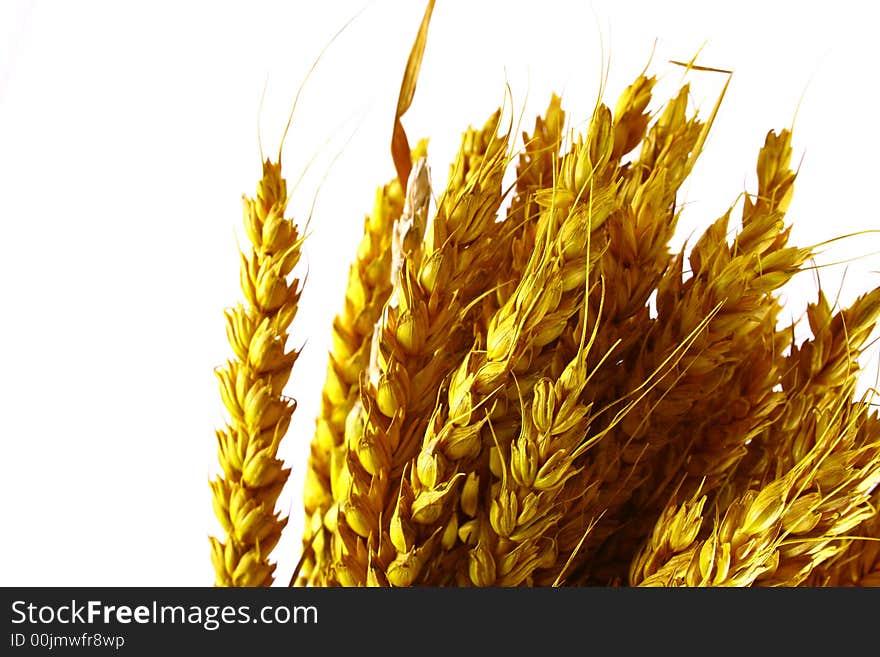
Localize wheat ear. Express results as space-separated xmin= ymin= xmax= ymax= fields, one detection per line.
xmin=298 ymin=141 xmax=428 ymax=586
xmin=210 ymin=159 xmax=304 ymax=586
xmin=327 ymin=112 xmax=512 ymax=586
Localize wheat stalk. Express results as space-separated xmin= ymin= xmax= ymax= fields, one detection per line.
xmin=495 ymin=94 xmax=567 ymax=306
xmin=473 ymin=323 xmax=615 ymax=585
xmin=328 ymin=112 xmax=513 ymax=586
xmin=210 ymin=159 xmax=304 ymax=586
xmin=297 ymin=141 xmax=428 ymax=586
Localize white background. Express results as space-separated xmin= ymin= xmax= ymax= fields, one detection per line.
xmin=1 ymin=0 xmax=878 ymax=586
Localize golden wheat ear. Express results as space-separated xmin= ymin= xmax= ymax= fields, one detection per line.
xmin=211 ymin=159 xmax=304 ymax=587
xmin=298 ymin=140 xmax=428 ymax=587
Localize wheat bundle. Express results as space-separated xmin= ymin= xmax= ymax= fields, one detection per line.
xmin=210 ymin=1 xmax=880 ymax=587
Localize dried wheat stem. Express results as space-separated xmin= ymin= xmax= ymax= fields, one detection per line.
xmin=746 ymin=288 xmax=880 ymax=483
xmin=532 ymin=85 xmax=716 ymax=580
xmin=762 ymin=402 xmax=880 ymax=585
xmin=661 ymin=128 xmax=805 ymax=483
xmin=727 ymin=290 xmax=880 ymax=585
xmin=632 ymin=128 xmax=804 ymax=487
xmin=461 ymin=81 xmax=690 ymax=583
